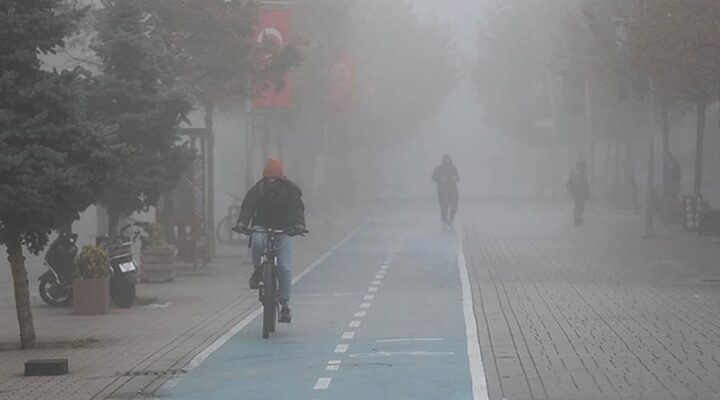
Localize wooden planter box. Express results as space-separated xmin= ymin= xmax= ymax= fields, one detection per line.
xmin=140 ymin=246 xmax=176 ymax=282
xmin=73 ymin=279 xmax=109 ymax=315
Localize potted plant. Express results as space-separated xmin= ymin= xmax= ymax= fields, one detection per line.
xmin=73 ymin=245 xmax=112 ymax=315
xmin=139 ymin=223 xmax=176 ymax=282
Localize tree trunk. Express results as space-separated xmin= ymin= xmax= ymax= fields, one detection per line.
xmin=645 ymin=99 xmax=656 ymax=233
xmin=660 ymin=94 xmax=670 ymax=188
xmin=659 ymin=94 xmax=671 ymax=218
xmin=7 ymin=237 xmax=36 ymax=349
xmin=108 ymin=210 xmax=120 ymax=239
xmin=624 ymin=128 xmax=637 ymax=211
xmin=203 ymin=102 xmax=216 ymax=259
xmin=694 ymin=97 xmax=707 ymax=196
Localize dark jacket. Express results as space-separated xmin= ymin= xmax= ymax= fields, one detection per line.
xmin=567 ymin=172 xmax=590 ymax=201
xmin=432 ymin=163 xmax=459 ymax=195
xmin=237 ymin=177 xmax=305 ymax=229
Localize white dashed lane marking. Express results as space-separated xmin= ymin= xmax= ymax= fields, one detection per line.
xmin=313 ymin=378 xmax=332 ymax=390
xmin=307 ymin=244 xmax=401 ymax=398
xmin=326 ymin=360 xmax=342 ymax=371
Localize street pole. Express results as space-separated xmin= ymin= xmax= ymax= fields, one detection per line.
xmin=245 ymin=97 xmax=254 ymax=192
xmin=584 ymin=76 xmax=593 ymax=198
xmin=644 ymin=88 xmax=656 ymax=237
xmin=204 ymin=104 xmax=216 ymax=258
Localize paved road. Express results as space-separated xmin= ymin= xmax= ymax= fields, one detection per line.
xmin=159 ymin=215 xmax=484 ymax=400
xmin=5 ymin=202 xmax=720 ymax=400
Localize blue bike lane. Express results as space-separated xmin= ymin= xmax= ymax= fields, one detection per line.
xmin=157 ymin=218 xmax=487 ymax=400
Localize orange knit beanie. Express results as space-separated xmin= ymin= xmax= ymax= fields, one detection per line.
xmin=263 ymin=158 xmax=284 ymax=178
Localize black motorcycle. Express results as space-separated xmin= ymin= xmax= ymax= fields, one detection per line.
xmin=38 ymin=231 xmax=139 ymax=308
xmin=38 ymin=232 xmax=78 ymax=306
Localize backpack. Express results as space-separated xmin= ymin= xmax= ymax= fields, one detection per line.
xmin=255 ymin=178 xmax=293 ymax=222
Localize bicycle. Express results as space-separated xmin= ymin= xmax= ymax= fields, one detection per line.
xmin=233 ymin=226 xmax=306 ymax=339
xmin=216 ymin=193 xmax=245 ymax=245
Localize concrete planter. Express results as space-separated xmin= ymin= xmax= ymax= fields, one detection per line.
xmin=140 ymin=246 xmax=176 ymax=282
xmin=73 ymin=278 xmax=110 ymax=315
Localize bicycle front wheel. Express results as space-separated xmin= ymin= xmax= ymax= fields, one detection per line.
xmin=261 ymin=262 xmax=277 ymax=339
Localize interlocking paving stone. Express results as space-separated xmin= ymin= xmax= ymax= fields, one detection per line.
xmin=462 ymin=203 xmax=720 ymax=400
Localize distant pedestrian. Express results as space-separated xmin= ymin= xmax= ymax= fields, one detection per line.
xmin=432 ymin=154 xmax=459 ymax=231
xmin=567 ymin=160 xmax=590 ymax=226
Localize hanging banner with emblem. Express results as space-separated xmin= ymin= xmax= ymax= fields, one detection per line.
xmin=253 ymin=6 xmax=291 ymax=108
xmin=328 ymin=54 xmax=354 ymax=115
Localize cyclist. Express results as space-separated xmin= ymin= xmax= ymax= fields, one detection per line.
xmin=235 ymin=158 xmax=306 ymax=323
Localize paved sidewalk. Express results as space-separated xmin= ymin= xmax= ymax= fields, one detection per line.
xmin=0 ymin=209 xmax=367 ymax=400
xmin=462 ymin=202 xmax=720 ymax=400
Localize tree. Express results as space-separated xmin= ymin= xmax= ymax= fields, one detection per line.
xmin=89 ymin=0 xmax=194 ymax=233
xmin=624 ymin=0 xmax=720 ymax=195
xmin=0 ymin=0 xmax=121 ymax=348
xmin=144 ymin=0 xmax=301 ymax=239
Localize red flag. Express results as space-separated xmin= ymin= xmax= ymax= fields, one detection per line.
xmin=328 ymin=54 xmax=353 ymax=115
xmin=254 ymin=8 xmax=291 ymax=108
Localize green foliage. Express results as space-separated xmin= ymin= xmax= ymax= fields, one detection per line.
xmin=0 ymin=1 xmax=122 ymax=254
xmin=140 ymin=222 xmax=168 ymax=248
xmin=75 ymin=245 xmax=112 ymax=280
xmin=88 ymin=0 xmax=193 ymax=227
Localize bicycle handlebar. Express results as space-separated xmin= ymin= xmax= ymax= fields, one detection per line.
xmin=231 ymin=226 xmax=308 ymax=237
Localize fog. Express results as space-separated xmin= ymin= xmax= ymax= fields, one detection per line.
xmin=5 ymin=1 xmax=720 ymax=399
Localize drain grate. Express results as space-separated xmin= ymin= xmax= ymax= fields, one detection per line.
xmin=701 ymin=279 xmax=720 ymax=283
xmin=120 ymin=369 xmax=187 ymax=377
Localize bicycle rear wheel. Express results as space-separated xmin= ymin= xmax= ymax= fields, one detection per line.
xmin=216 ymin=216 xmax=243 ymax=246
xmin=261 ymin=262 xmax=277 ymax=339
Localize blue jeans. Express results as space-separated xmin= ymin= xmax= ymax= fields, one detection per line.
xmin=251 ymin=229 xmax=293 ymax=301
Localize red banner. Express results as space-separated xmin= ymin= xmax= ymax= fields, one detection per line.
xmin=328 ymin=54 xmax=353 ymax=115
xmin=253 ymin=8 xmax=291 ymax=108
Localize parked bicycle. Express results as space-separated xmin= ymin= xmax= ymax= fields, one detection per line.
xmin=233 ymin=226 xmax=306 ymax=338
xmin=216 ymin=193 xmax=245 ymax=245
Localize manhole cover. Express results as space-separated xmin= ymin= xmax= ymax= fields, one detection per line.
xmin=120 ymin=369 xmax=187 ymax=377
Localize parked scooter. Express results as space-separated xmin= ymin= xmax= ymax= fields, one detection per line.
xmin=38 ymin=229 xmax=139 ymax=308
xmin=96 ymin=231 xmax=138 ymax=308
xmin=38 ymin=232 xmax=78 ymax=306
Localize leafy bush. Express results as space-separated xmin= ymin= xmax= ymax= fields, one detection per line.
xmin=141 ymin=223 xmax=169 ymax=248
xmin=75 ymin=246 xmax=112 ymax=280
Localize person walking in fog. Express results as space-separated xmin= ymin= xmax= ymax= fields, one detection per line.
xmin=567 ymin=160 xmax=590 ymax=226
xmin=432 ymin=154 xmax=459 ymax=231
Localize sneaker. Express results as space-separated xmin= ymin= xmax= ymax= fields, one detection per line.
xmin=279 ymin=303 xmax=292 ymax=323
xmin=248 ymin=268 xmax=262 ymax=289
